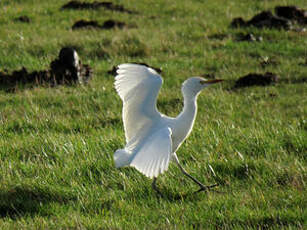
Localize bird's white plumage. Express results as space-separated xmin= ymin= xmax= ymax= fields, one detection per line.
xmin=114 ymin=63 xmax=219 ymax=179
xmin=130 ymin=127 xmax=172 ymax=178
xmin=115 ymin=64 xmax=162 ymax=148
xmin=114 ymin=64 xmax=171 ymax=178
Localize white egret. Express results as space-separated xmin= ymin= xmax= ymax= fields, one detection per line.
xmin=114 ymin=63 xmax=223 ymax=193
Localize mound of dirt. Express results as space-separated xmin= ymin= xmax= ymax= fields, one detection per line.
xmin=72 ymin=19 xmax=126 ymax=30
xmin=50 ymin=47 xmax=92 ymax=84
xmin=107 ymin=63 xmax=162 ymax=76
xmin=15 ymin=16 xmax=31 ymax=23
xmin=234 ymin=72 xmax=279 ymax=88
xmin=231 ymin=11 xmax=291 ymax=29
xmin=231 ymin=5 xmax=306 ymax=29
xmin=102 ymin=19 xmax=126 ymax=29
xmin=72 ymin=20 xmax=101 ymax=29
xmin=61 ymin=1 xmax=137 ymax=14
xmin=0 ymin=47 xmax=92 ymax=88
xmin=275 ymin=6 xmax=307 ymax=24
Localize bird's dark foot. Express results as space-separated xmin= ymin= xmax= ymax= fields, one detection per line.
xmin=152 ymin=178 xmax=163 ymax=196
xmin=152 ymin=186 xmax=163 ymax=196
xmin=195 ymin=183 xmax=219 ymax=193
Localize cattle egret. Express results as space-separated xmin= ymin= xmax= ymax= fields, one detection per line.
xmin=114 ymin=63 xmax=223 ymax=193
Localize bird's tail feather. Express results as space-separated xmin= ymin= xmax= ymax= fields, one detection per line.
xmin=114 ymin=149 xmax=132 ymax=168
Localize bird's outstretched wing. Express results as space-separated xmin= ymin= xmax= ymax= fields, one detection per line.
xmin=130 ymin=127 xmax=172 ymax=178
xmin=115 ymin=63 xmax=163 ymax=147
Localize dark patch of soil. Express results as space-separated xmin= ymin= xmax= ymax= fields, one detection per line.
xmin=231 ymin=5 xmax=307 ymax=30
xmin=234 ymin=72 xmax=279 ymax=88
xmin=248 ymin=11 xmax=291 ymax=29
xmin=72 ymin=19 xmax=127 ymax=30
xmin=61 ymin=1 xmax=137 ymax=14
xmin=15 ymin=16 xmax=31 ymax=23
xmin=107 ymin=63 xmax=162 ymax=76
xmin=72 ymin=20 xmax=101 ymax=29
xmin=102 ymin=19 xmax=126 ymax=29
xmin=231 ymin=11 xmax=291 ymax=29
xmin=231 ymin=17 xmax=246 ymax=28
xmin=275 ymin=6 xmax=307 ymax=24
xmin=0 ymin=47 xmax=92 ymax=90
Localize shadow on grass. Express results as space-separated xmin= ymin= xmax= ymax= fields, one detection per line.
xmin=0 ymin=186 xmax=76 ymax=219
xmin=154 ymin=187 xmax=225 ymax=202
xmin=124 ymin=181 xmax=225 ymax=202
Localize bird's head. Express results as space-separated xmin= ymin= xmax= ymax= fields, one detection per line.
xmin=182 ymin=77 xmax=223 ymax=97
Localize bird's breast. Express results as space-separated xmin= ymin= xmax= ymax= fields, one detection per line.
xmin=170 ymin=119 xmax=195 ymax=152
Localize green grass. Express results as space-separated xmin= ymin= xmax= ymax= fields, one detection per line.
xmin=0 ymin=0 xmax=306 ymax=229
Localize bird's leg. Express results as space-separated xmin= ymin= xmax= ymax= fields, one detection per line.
xmin=152 ymin=177 xmax=163 ymax=196
xmin=175 ymin=158 xmax=218 ymax=193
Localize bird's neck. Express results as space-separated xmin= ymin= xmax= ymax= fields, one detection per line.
xmin=180 ymin=92 xmax=197 ymax=120
xmin=170 ymin=91 xmax=200 ymax=152
xmin=177 ymin=92 xmax=199 ymax=128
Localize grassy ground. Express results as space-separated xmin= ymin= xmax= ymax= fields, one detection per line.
xmin=0 ymin=0 xmax=306 ymax=229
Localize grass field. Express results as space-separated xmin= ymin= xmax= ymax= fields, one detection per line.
xmin=0 ymin=0 xmax=306 ymax=229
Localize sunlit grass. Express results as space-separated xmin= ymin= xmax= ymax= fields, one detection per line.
xmin=0 ymin=0 xmax=306 ymax=229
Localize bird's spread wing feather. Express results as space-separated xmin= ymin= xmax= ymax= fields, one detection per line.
xmin=130 ymin=127 xmax=172 ymax=178
xmin=115 ymin=64 xmax=163 ymax=147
